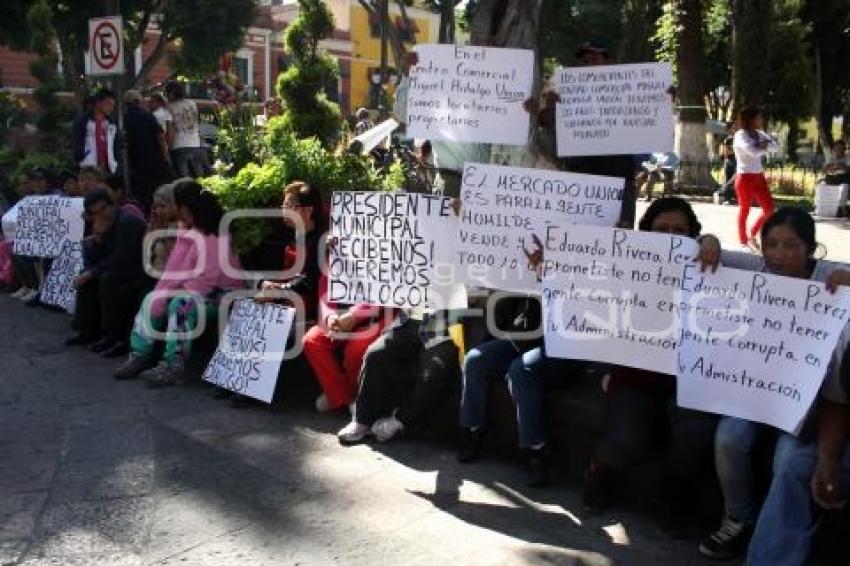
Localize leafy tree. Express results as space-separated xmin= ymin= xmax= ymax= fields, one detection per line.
xmin=275 ymin=0 xmax=342 ymax=148
xmin=732 ymin=0 xmax=773 ymax=108
xmin=0 ymin=0 xmax=257 ymax=100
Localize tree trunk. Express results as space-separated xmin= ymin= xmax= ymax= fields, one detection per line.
xmin=731 ymin=0 xmax=772 ymax=109
xmin=675 ymin=0 xmax=715 ymax=190
xmin=469 ymin=0 xmax=544 ymax=167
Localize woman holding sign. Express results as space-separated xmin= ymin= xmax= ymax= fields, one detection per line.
xmin=733 ymin=106 xmax=778 ymax=252
xmin=697 ymin=208 xmax=850 ymax=562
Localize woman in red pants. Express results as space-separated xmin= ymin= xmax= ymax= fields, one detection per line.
xmin=733 ymin=106 xmax=778 ymax=251
xmin=302 ymin=276 xmax=397 ymax=413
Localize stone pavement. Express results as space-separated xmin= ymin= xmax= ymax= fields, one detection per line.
xmin=636 ymin=200 xmax=850 ymax=263
xmin=0 ymin=296 xmax=724 ymax=566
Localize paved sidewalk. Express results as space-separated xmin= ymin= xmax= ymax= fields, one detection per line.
xmin=0 ymin=297 xmax=721 ymax=566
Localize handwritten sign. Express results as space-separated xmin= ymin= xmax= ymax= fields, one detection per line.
xmin=329 ymin=191 xmax=466 ymax=309
xmin=677 ymin=267 xmax=850 ymax=433
xmin=40 ymin=241 xmax=84 ymax=313
xmin=203 ymin=300 xmax=294 ymax=403
xmin=555 ymin=62 xmax=674 ymax=156
xmin=542 ymin=226 xmax=699 ymax=374
xmin=12 ymin=196 xmax=85 ymax=258
xmin=406 ymin=44 xmax=534 ymax=145
xmin=1 ymin=200 xmax=21 ymax=240
xmin=458 ymin=162 xmax=624 ymax=292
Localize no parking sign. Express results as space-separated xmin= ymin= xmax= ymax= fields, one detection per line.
xmin=88 ymin=16 xmax=124 ymax=76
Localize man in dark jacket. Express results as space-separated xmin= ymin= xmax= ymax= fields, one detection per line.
xmin=123 ymin=90 xmax=172 ymax=210
xmin=66 ymin=189 xmax=146 ymax=355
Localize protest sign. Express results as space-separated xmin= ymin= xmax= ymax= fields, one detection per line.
xmin=457 ymin=162 xmax=624 ymax=292
xmin=40 ymin=240 xmax=84 ymax=313
xmin=203 ymin=300 xmax=294 ymax=403
xmin=329 ymin=191 xmax=466 ymax=310
xmin=406 ymin=44 xmax=534 ymax=145
xmin=541 ymin=226 xmax=699 ymax=374
xmin=555 ymin=62 xmax=674 ymax=156
xmin=1 ymin=200 xmax=21 ymax=241
xmin=676 ymin=267 xmax=850 ymax=433
xmin=12 ymin=196 xmax=85 ymax=258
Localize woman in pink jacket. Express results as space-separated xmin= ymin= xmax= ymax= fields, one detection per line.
xmin=113 ymin=180 xmax=243 ymax=385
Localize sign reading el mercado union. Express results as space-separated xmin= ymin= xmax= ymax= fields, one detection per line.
xmin=406 ymin=44 xmax=535 ymax=145
xmin=88 ymin=16 xmax=124 ymax=76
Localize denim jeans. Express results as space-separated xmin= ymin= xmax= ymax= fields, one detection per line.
xmin=746 ymin=434 xmax=850 ymax=566
xmin=460 ymin=341 xmax=585 ymax=448
xmin=714 ymin=416 xmax=767 ymax=522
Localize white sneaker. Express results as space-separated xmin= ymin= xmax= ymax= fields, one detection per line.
xmin=337 ymin=421 xmax=370 ymax=444
xmin=372 ymin=415 xmax=405 ymax=442
xmin=22 ymin=289 xmax=40 ymax=302
xmin=10 ymin=287 xmax=30 ymax=299
xmin=315 ymin=394 xmax=332 ymax=413
xmin=739 ymin=244 xmax=753 ymax=254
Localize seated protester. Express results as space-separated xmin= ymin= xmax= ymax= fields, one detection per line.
xmin=94 ymin=183 xmax=180 ymax=359
xmin=227 ymin=181 xmax=324 ymax=408
xmin=745 ymin=339 xmax=850 ymax=566
xmin=12 ymin=168 xmax=67 ymax=306
xmin=337 ymin=308 xmax=461 ymax=444
xmin=581 ymin=198 xmax=719 ymax=528
xmin=822 ymin=139 xmax=849 ymax=185
xmin=254 ymin=181 xmax=324 ymax=320
xmin=103 ymin=175 xmax=145 ymax=220
xmin=66 ymin=189 xmax=147 ymax=347
xmin=697 ymin=207 xmax=850 ymax=561
xmin=77 ymin=166 xmax=107 ymax=197
xmin=456 ymin=293 xmax=546 ymax=483
xmin=147 ymin=183 xmax=179 ymax=275
xmin=303 ymin=285 xmax=397 ymax=414
xmin=59 ymin=169 xmax=81 ymax=197
xmin=113 ymin=180 xmax=243 ymax=385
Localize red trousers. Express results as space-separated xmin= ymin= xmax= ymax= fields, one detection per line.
xmin=302 ymin=319 xmax=391 ymax=409
xmin=735 ymin=173 xmax=775 ymax=244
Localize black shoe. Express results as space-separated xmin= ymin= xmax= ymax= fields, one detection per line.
xmin=582 ymin=464 xmax=610 ymax=515
xmin=24 ymin=293 xmax=42 ymax=307
xmin=698 ymin=515 xmax=753 ymax=560
xmin=113 ymin=353 xmax=156 ymax=380
xmin=65 ymin=334 xmax=97 ymax=347
xmin=525 ymin=447 xmax=549 ymax=488
xmin=90 ymin=339 xmax=115 ymax=353
xmin=456 ymin=428 xmax=484 ymax=463
xmin=102 ymin=341 xmax=129 ymax=358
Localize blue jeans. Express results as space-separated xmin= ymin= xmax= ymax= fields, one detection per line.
xmin=460 ymin=341 xmax=585 ymax=448
xmin=715 ymin=416 xmax=767 ymax=522
xmin=747 ymin=434 xmax=850 ymax=566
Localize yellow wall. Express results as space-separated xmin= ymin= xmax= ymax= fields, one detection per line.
xmin=349 ymin=4 xmax=437 ymax=112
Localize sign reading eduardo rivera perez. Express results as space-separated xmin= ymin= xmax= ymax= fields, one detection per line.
xmin=406 ymin=44 xmax=534 ymax=145
xmin=41 ymin=240 xmax=84 ymax=314
xmin=12 ymin=196 xmax=85 ymax=258
xmin=329 ymin=191 xmax=466 ymax=310
xmin=677 ymin=267 xmax=850 ymax=434
xmin=88 ymin=16 xmax=124 ymax=76
xmin=458 ymin=162 xmax=624 ymax=293
xmin=555 ymin=62 xmax=674 ymax=156
xmin=203 ymin=300 xmax=294 ymax=404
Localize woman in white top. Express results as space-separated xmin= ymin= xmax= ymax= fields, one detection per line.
xmin=732 ymin=106 xmax=779 ymax=251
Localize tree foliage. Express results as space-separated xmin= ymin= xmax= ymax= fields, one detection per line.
xmin=0 ymin=0 xmax=257 ymax=97
xmin=275 ymin=0 xmax=342 ymax=148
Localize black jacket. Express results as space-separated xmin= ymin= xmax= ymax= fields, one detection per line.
xmin=84 ymin=209 xmax=146 ymax=280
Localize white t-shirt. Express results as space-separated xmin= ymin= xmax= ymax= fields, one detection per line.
xmin=169 ymin=99 xmax=200 ymax=149
xmin=152 ymin=107 xmax=172 ymax=133
xmin=733 ymin=129 xmax=778 ymax=175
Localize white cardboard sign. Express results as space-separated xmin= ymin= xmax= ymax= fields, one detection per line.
xmin=555 ymin=62 xmax=674 ymax=156
xmin=406 ymin=44 xmax=534 ymax=145
xmin=203 ymin=300 xmax=295 ymax=404
xmin=457 ymin=162 xmax=624 ymax=292
xmin=329 ymin=191 xmax=466 ymax=310
xmin=12 ymin=196 xmax=85 ymax=258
